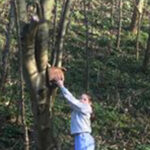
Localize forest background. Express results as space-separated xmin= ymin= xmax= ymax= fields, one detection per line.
xmin=0 ymin=0 xmax=150 ymax=149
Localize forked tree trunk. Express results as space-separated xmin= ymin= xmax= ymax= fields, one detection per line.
xmin=22 ymin=16 xmax=53 ymax=150
xmin=16 ymin=0 xmax=57 ymax=149
xmin=16 ymin=0 xmax=73 ymax=148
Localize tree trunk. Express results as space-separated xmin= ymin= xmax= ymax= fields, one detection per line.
xmin=142 ymin=25 xmax=150 ymax=72
xmin=111 ymin=0 xmax=114 ymax=26
xmin=51 ymin=0 xmax=58 ymax=61
xmin=51 ymin=0 xmax=58 ymax=66
xmin=116 ymin=0 xmax=122 ymax=50
xmin=135 ymin=11 xmax=142 ymax=60
xmin=50 ymin=0 xmax=73 ymax=123
xmin=16 ymin=0 xmax=56 ymax=149
xmin=14 ymin=1 xmax=29 ymax=149
xmin=51 ymin=0 xmax=74 ymax=67
xmin=55 ymin=0 xmax=72 ymax=67
xmin=22 ymin=18 xmax=52 ymax=150
xmin=130 ymin=0 xmax=144 ymax=34
xmin=0 ymin=1 xmax=14 ymax=92
xmin=83 ymin=0 xmax=90 ymax=92
xmin=16 ymin=0 xmax=72 ymax=148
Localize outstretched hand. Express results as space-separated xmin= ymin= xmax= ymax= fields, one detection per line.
xmin=56 ymin=79 xmax=64 ymax=88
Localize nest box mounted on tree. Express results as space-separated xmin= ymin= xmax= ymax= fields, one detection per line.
xmin=46 ymin=65 xmax=66 ymax=88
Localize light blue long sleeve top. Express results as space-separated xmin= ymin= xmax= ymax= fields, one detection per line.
xmin=60 ymin=86 xmax=92 ymax=135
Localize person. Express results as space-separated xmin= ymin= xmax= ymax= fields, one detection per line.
xmin=56 ymin=79 xmax=95 ymax=150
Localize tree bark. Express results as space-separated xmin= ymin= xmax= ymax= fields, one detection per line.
xmin=50 ymin=0 xmax=73 ymax=123
xmin=21 ymin=19 xmax=52 ymax=150
xmin=83 ymin=0 xmax=90 ymax=92
xmin=51 ymin=0 xmax=58 ymax=65
xmin=55 ymin=0 xmax=72 ymax=67
xmin=142 ymin=25 xmax=150 ymax=72
xmin=40 ymin=0 xmax=54 ymax=21
xmin=14 ymin=1 xmax=30 ymax=149
xmin=16 ymin=0 xmax=72 ymax=148
xmin=116 ymin=0 xmax=122 ymax=50
xmin=135 ymin=11 xmax=142 ymax=60
xmin=111 ymin=0 xmax=114 ymax=26
xmin=130 ymin=0 xmax=144 ymax=34
xmin=0 ymin=1 xmax=14 ymax=92
xmin=16 ymin=0 xmax=56 ymax=149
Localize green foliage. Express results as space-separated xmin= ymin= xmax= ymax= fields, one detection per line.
xmin=121 ymin=31 xmax=148 ymax=53
xmin=0 ymin=124 xmax=23 ymax=150
xmin=136 ymin=145 xmax=150 ymax=150
xmin=98 ymin=35 xmax=112 ymax=47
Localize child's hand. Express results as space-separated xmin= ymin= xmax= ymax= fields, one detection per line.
xmin=56 ymin=80 xmax=64 ymax=88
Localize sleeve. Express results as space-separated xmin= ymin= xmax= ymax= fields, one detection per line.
xmin=60 ymin=87 xmax=92 ymax=114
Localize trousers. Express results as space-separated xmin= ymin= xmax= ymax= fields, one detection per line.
xmin=74 ymin=132 xmax=95 ymax=150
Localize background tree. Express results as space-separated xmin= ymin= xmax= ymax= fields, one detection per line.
xmin=116 ymin=0 xmax=122 ymax=50
xmin=130 ymin=0 xmax=145 ymax=34
xmin=83 ymin=0 xmax=90 ymax=92
xmin=143 ymin=23 xmax=150 ymax=72
xmin=0 ymin=1 xmax=14 ymax=92
xmin=135 ymin=7 xmax=142 ymax=60
xmin=52 ymin=0 xmax=72 ymax=67
xmin=14 ymin=0 xmax=29 ymax=149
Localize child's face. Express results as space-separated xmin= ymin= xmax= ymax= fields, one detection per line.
xmin=80 ymin=94 xmax=91 ymax=105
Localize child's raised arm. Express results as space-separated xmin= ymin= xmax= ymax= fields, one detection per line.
xmin=56 ymin=80 xmax=92 ymax=114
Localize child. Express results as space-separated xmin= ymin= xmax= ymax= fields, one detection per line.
xmin=56 ymin=79 xmax=95 ymax=150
